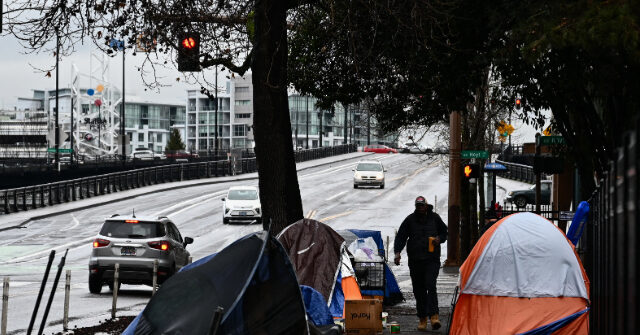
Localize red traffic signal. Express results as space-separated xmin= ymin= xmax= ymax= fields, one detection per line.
xmin=181 ymin=36 xmax=197 ymax=49
xmin=177 ymin=32 xmax=201 ymax=72
xmin=515 ymin=98 xmax=522 ymax=109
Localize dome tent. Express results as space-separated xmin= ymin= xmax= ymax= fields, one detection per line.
xmin=450 ymin=212 xmax=590 ymax=335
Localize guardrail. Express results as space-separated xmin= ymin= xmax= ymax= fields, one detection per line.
xmin=0 ymin=144 xmax=356 ymax=215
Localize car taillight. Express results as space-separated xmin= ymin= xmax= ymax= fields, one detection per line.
xmin=93 ymin=238 xmax=110 ymax=248
xmin=148 ymin=241 xmax=170 ymax=251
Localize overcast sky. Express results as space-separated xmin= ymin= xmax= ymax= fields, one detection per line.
xmin=0 ymin=34 xmax=221 ymax=108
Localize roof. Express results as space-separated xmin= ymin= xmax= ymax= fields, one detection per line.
xmin=357 ymin=160 xmax=382 ymax=164
xmin=105 ymin=214 xmax=169 ymax=222
xmin=228 ymin=185 xmax=258 ymax=191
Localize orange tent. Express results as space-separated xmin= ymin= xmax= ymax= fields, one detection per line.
xmin=450 ymin=213 xmax=590 ymax=335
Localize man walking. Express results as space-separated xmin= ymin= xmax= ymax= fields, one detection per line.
xmin=394 ymin=196 xmax=448 ymax=331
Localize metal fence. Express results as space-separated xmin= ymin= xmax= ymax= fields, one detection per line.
xmin=495 ymin=160 xmax=536 ymax=183
xmin=579 ymin=130 xmax=637 ymax=334
xmin=0 ymin=144 xmax=357 ymax=215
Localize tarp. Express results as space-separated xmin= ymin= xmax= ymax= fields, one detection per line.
xmin=337 ymin=229 xmax=404 ymax=305
xmin=450 ymin=213 xmax=590 ymax=335
xmin=278 ymin=219 xmax=346 ymax=303
xmin=122 ymin=231 xmax=308 ymax=335
xmin=300 ymin=285 xmax=334 ymax=326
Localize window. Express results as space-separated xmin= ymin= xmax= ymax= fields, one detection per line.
xmin=138 ymin=133 xmax=144 ymax=142
xmin=235 ymin=100 xmax=251 ymax=106
xmin=233 ymin=124 xmax=246 ymax=137
xmin=235 ymin=86 xmax=250 ymax=93
xmin=228 ymin=189 xmax=258 ymax=200
xmin=236 ymin=113 xmax=251 ymax=119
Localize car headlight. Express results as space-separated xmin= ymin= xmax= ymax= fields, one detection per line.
xmin=255 ymin=207 xmax=261 ymax=214
xmin=508 ymin=191 xmax=513 ymax=196
xmin=354 ymin=172 xmax=362 ymax=180
xmin=225 ymin=208 xmax=230 ymax=214
xmin=376 ymin=174 xmax=383 ymax=180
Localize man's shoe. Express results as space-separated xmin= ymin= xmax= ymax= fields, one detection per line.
xmin=417 ymin=317 xmax=428 ymax=331
xmin=430 ymin=314 xmax=441 ymax=330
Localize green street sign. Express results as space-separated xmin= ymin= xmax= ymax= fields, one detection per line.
xmin=537 ymin=136 xmax=565 ymax=146
xmin=47 ymin=148 xmax=74 ymax=153
xmin=461 ymin=150 xmax=489 ymax=159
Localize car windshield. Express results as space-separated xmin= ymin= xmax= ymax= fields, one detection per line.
xmin=356 ymin=163 xmax=383 ymax=171
xmin=100 ymin=221 xmax=165 ymax=238
xmin=228 ymin=189 xmax=258 ymax=200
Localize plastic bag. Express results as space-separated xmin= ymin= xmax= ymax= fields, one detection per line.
xmin=348 ymin=237 xmax=382 ymax=261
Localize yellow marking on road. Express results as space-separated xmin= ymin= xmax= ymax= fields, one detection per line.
xmin=306 ymin=209 xmax=317 ymax=219
xmin=319 ymin=211 xmax=354 ymax=223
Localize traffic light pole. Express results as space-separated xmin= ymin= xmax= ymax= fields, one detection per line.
xmin=55 ymin=31 xmax=60 ymax=171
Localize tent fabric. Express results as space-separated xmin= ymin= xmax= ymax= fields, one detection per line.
xmin=123 ymin=231 xmax=308 ymax=335
xmin=450 ymin=213 xmax=590 ymax=335
xmin=337 ymin=229 xmax=404 ymax=305
xmin=301 ymin=285 xmax=335 ymax=326
xmin=278 ymin=219 xmax=346 ymax=304
xmin=518 ymin=308 xmax=589 ymax=335
xmin=462 ymin=212 xmax=588 ymax=299
xmin=451 ymin=295 xmax=589 ymax=334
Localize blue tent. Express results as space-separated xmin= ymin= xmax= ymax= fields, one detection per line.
xmin=122 ymin=231 xmax=309 ymax=335
xmin=337 ymin=229 xmax=404 ymax=305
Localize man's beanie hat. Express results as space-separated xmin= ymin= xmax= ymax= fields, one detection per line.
xmin=415 ymin=196 xmax=427 ymax=205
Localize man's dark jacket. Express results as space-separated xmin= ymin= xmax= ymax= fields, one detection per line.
xmin=394 ymin=205 xmax=448 ymax=261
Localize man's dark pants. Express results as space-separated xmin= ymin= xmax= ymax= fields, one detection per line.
xmin=408 ymin=258 xmax=440 ymax=318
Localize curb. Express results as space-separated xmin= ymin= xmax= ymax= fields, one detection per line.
xmin=6 ymin=152 xmax=374 ymax=228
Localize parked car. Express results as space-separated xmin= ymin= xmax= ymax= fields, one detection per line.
xmin=222 ymin=186 xmax=262 ymax=224
xmin=353 ymin=160 xmax=386 ymax=189
xmin=504 ymin=180 xmax=552 ymax=208
xmin=363 ymin=144 xmax=398 ymax=154
xmin=131 ymin=148 xmax=155 ymax=160
xmin=88 ymin=215 xmax=194 ymax=293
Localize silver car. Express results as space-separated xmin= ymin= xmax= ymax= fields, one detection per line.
xmin=353 ymin=160 xmax=387 ymax=189
xmin=88 ymin=215 xmax=193 ymax=293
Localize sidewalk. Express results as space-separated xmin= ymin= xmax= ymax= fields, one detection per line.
xmin=383 ymin=266 xmax=459 ymax=334
xmin=0 ymin=151 xmax=372 ymax=230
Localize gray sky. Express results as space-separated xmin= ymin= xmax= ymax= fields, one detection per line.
xmin=0 ymin=34 xmax=220 ymax=108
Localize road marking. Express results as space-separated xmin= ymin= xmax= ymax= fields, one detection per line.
xmin=325 ymin=191 xmax=347 ymax=201
xmin=60 ymin=214 xmax=80 ymax=231
xmin=155 ymin=190 xmax=227 ymax=217
xmin=2 ymin=237 xmax=92 ymax=264
xmin=167 ymin=193 xmax=226 ymax=217
xmin=319 ymin=211 xmax=354 ymax=222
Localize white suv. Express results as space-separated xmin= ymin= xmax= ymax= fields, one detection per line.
xmin=353 ymin=160 xmax=386 ymax=189
xmin=222 ymin=186 xmax=262 ymax=224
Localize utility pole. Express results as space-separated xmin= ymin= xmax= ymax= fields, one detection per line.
xmin=214 ymin=65 xmax=218 ymax=156
xmin=305 ymin=95 xmax=309 ymax=149
xmin=121 ymin=43 xmax=126 ymax=165
xmin=445 ymin=111 xmax=462 ymax=267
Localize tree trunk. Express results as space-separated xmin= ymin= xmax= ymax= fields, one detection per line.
xmin=252 ymin=0 xmax=304 ymax=235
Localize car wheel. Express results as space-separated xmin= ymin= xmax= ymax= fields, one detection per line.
xmin=380 ymin=184 xmax=385 ymax=189
xmin=108 ymin=281 xmax=121 ymax=292
xmin=89 ymin=273 xmax=102 ymax=294
xmin=514 ymin=196 xmax=527 ymax=208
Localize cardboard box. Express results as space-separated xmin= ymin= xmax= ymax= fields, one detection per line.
xmin=344 ymin=299 xmax=383 ymax=334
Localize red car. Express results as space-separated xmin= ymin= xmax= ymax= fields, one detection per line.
xmin=363 ymin=144 xmax=398 ymax=154
xmin=166 ymin=150 xmax=199 ymax=161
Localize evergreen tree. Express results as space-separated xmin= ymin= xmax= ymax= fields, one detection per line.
xmin=165 ymin=129 xmax=186 ymax=152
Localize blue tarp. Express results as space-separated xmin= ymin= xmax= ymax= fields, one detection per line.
xmin=300 ymin=285 xmax=335 ymax=326
xmin=518 ymin=308 xmax=589 ymax=335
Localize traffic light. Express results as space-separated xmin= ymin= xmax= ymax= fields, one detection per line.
xmin=177 ymin=32 xmax=201 ymax=72
xmin=515 ymin=98 xmax=522 ymax=109
xmin=463 ymin=163 xmax=481 ymax=179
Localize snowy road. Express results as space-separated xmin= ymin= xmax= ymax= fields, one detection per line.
xmin=0 ymin=153 xmax=458 ymax=334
